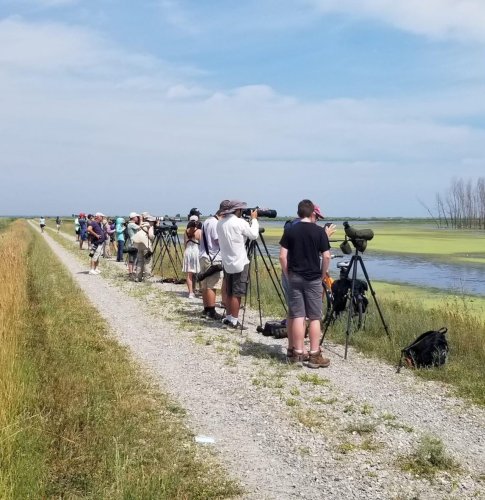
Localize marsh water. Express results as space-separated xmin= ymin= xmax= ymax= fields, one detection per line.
xmin=258 ymin=221 xmax=485 ymax=297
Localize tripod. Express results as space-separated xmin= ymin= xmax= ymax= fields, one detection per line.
xmin=239 ymin=228 xmax=287 ymax=332
xmin=320 ymin=247 xmax=390 ymax=359
xmin=151 ymin=226 xmax=184 ymax=283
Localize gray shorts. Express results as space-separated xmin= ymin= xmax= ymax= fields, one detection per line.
xmin=287 ymin=273 xmax=323 ymax=320
xmin=225 ymin=264 xmax=249 ymax=297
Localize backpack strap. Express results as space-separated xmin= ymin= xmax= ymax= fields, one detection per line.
xmin=201 ymin=217 xmax=220 ymax=264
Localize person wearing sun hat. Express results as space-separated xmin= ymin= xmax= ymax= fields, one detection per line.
xmin=216 ymin=200 xmax=259 ymax=329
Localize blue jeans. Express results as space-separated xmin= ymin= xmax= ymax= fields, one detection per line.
xmin=117 ymin=240 xmax=124 ymax=261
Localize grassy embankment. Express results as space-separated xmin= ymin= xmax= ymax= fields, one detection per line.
xmin=0 ymin=220 xmax=239 ymax=498
xmin=51 ymin=218 xmax=485 ymax=405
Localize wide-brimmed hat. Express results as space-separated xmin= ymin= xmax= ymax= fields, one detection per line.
xmin=95 ymin=212 xmax=105 ymax=218
xmin=220 ymin=199 xmax=247 ymax=215
xmin=216 ymin=199 xmax=231 ymax=215
xmin=129 ymin=212 xmax=140 ymax=219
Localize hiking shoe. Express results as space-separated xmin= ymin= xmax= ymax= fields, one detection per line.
xmin=307 ymin=351 xmax=331 ymax=369
xmin=222 ymin=319 xmax=247 ymax=331
xmin=286 ymin=349 xmax=309 ymax=366
xmin=207 ymin=311 xmax=224 ymax=321
xmin=200 ymin=309 xmax=208 ymax=318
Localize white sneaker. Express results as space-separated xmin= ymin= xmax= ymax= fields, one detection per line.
xmin=88 ymin=270 xmax=97 ymax=275
xmin=188 ymin=293 xmax=196 ymax=299
xmin=93 ymin=269 xmax=101 ymax=274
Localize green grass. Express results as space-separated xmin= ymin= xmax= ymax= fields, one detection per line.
xmin=2 ymin=221 xmax=240 ymax=498
xmin=327 ymin=287 xmax=485 ymax=405
xmin=398 ymin=435 xmax=461 ymax=477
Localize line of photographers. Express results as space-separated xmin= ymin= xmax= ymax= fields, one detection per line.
xmin=79 ymin=200 xmax=339 ymax=363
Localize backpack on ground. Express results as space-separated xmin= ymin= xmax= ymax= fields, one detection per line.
xmin=397 ymin=327 xmax=449 ymax=372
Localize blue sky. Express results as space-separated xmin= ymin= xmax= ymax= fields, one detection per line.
xmin=1 ymin=0 xmax=484 ymax=217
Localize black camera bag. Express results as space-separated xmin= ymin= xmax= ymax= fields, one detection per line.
xmin=398 ymin=327 xmax=449 ymax=372
xmin=257 ymin=321 xmax=287 ymax=339
xmin=331 ymin=278 xmax=368 ymax=316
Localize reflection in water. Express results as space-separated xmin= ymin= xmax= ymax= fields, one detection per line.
xmin=262 ymin=240 xmax=485 ymax=296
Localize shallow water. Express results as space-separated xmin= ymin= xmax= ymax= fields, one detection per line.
xmin=259 ymin=232 xmax=485 ymax=296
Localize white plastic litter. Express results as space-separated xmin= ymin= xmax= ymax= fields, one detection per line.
xmin=195 ymin=435 xmax=216 ymax=444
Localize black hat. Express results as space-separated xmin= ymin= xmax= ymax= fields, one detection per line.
xmin=189 ymin=207 xmax=201 ymax=217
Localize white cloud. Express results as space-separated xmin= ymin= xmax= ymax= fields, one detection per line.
xmin=306 ymin=0 xmax=485 ymax=43
xmin=1 ymin=18 xmax=484 ymax=216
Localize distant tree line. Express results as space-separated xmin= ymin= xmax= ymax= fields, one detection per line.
xmin=427 ymin=177 xmax=485 ymax=229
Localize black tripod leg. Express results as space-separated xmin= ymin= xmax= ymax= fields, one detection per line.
xmin=253 ymin=248 xmax=263 ymax=328
xmin=344 ymin=256 xmax=357 ymax=360
xmin=255 ymin=240 xmax=287 ymax=314
xmin=240 ymin=243 xmax=254 ymax=333
xmin=357 ymin=257 xmax=391 ymax=338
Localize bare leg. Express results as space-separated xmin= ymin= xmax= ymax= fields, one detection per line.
xmin=291 ymin=317 xmax=306 ymax=352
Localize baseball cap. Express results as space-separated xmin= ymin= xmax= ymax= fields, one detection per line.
xmin=95 ymin=212 xmax=105 ymax=217
xmin=189 ymin=207 xmax=201 ymax=217
xmin=129 ymin=212 xmax=140 ymax=219
xmin=313 ymin=205 xmax=325 ymax=219
xmin=189 ymin=215 xmax=199 ymax=221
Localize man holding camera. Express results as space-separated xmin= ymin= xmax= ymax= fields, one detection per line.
xmin=198 ymin=200 xmax=231 ymax=320
xmin=87 ymin=212 xmax=106 ymax=275
xmin=217 ymin=200 xmax=259 ymax=329
xmin=279 ymin=200 xmax=331 ymax=368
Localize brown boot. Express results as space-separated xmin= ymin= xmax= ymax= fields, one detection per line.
xmin=307 ymin=350 xmax=330 ymax=369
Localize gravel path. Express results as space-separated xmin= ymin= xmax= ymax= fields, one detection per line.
xmin=37 ymin=225 xmax=485 ymax=499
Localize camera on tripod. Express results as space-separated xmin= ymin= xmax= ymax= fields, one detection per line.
xmin=241 ymin=207 xmax=277 ymax=218
xmin=340 ymin=221 xmax=374 ymax=254
xmin=154 ymin=221 xmax=178 ymax=237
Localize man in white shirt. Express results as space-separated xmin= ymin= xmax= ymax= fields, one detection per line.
xmin=216 ymin=200 xmax=259 ymax=329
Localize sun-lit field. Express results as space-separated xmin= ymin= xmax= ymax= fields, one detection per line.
xmin=0 ymin=219 xmax=239 ymax=498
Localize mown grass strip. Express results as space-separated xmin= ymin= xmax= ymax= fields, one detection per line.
xmin=2 ymin=220 xmax=240 ymax=498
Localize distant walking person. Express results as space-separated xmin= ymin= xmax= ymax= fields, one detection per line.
xmin=39 ymin=216 xmax=46 ymax=233
xmin=56 ymin=216 xmax=61 ymax=233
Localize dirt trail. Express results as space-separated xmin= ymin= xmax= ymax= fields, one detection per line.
xmin=37 ymin=224 xmax=485 ymax=499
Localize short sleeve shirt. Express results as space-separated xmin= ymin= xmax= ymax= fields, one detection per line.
xmin=279 ymin=221 xmax=330 ymax=281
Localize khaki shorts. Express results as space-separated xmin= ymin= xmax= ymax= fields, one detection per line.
xmin=199 ymin=256 xmax=223 ymax=290
xmin=91 ymin=243 xmax=104 ymax=262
